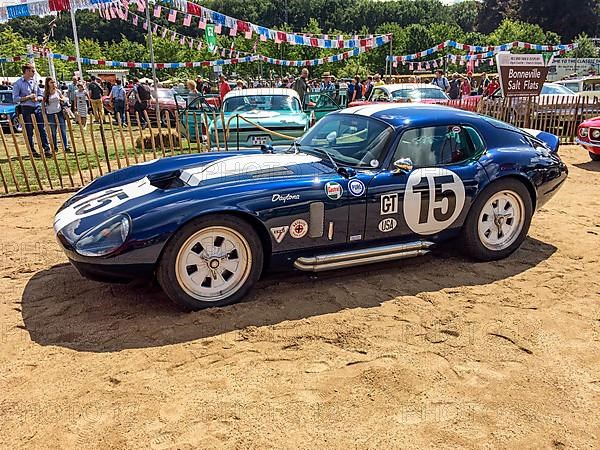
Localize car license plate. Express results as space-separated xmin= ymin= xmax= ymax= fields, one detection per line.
xmin=251 ymin=136 xmax=269 ymax=145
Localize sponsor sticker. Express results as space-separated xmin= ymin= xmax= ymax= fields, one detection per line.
xmin=451 ymin=126 xmax=462 ymax=133
xmin=270 ymin=226 xmax=289 ymax=243
xmin=348 ymin=179 xmax=366 ymax=197
xmin=289 ymin=219 xmax=309 ymax=239
xmin=378 ymin=217 xmax=397 ymax=233
xmin=370 ymin=159 xmax=379 ymax=168
xmin=324 ymin=181 xmax=343 ymax=200
xmin=380 ymin=193 xmax=399 ymax=215
xmin=272 ymin=193 xmax=300 ymax=203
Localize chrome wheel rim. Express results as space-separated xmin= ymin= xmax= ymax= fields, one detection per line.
xmin=175 ymin=226 xmax=252 ymax=302
xmin=478 ymin=190 xmax=524 ymax=251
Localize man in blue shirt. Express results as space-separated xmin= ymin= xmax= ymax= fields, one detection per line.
xmin=12 ymin=63 xmax=50 ymax=158
xmin=109 ymin=78 xmax=127 ymax=125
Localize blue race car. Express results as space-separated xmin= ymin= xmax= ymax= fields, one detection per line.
xmin=0 ymin=90 xmax=21 ymax=132
xmin=54 ymin=104 xmax=567 ymax=310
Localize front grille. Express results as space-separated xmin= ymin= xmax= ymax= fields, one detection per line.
xmin=590 ymin=128 xmax=600 ymax=143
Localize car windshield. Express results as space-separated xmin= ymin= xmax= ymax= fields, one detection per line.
xmin=296 ymin=113 xmax=393 ymax=168
xmin=541 ymin=84 xmax=575 ymax=95
xmin=391 ymin=88 xmax=448 ymax=101
xmin=0 ymin=92 xmax=13 ymax=104
xmin=560 ymin=82 xmax=581 ymax=93
xmin=223 ymin=95 xmax=301 ymax=113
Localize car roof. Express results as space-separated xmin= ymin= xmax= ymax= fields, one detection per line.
xmin=378 ymin=83 xmax=444 ymax=92
xmin=338 ymin=103 xmax=482 ymax=128
xmin=223 ymin=88 xmax=300 ymax=101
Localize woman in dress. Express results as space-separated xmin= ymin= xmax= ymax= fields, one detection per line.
xmin=43 ymin=77 xmax=70 ymax=153
xmin=74 ymin=82 xmax=89 ymax=129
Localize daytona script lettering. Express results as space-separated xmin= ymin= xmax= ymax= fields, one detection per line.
xmin=272 ymin=194 xmax=300 ymax=203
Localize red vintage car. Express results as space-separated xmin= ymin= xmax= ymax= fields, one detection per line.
xmin=348 ymin=83 xmax=480 ymax=112
xmin=577 ymin=118 xmax=600 ymax=161
xmin=102 ymin=87 xmax=187 ymax=125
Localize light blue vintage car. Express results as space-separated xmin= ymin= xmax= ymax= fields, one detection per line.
xmin=182 ymin=88 xmax=309 ymax=148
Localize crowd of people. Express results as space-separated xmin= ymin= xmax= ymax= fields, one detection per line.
xmin=2 ymin=62 xmax=502 ymax=158
xmin=2 ymin=64 xmax=157 ymax=158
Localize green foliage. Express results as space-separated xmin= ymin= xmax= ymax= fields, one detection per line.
xmin=573 ymin=33 xmax=599 ymax=58
xmin=0 ymin=0 xmax=595 ymax=81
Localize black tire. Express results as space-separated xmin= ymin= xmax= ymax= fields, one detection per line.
xmin=590 ymin=151 xmax=600 ymax=161
xmin=157 ymin=214 xmax=264 ymax=311
xmin=460 ymin=178 xmax=533 ymax=261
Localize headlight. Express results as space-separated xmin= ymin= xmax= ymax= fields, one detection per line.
xmin=0 ymin=114 xmax=5 ymax=119
xmin=579 ymin=127 xmax=589 ymax=138
xmin=592 ymin=129 xmax=600 ymax=140
xmin=75 ymin=214 xmax=130 ymax=257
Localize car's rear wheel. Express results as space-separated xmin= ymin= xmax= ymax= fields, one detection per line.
xmin=460 ymin=179 xmax=532 ymax=261
xmin=589 ymin=151 xmax=600 ymax=161
xmin=157 ymin=215 xmax=263 ymax=310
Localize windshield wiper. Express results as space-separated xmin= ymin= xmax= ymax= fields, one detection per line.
xmin=291 ymin=143 xmax=354 ymax=178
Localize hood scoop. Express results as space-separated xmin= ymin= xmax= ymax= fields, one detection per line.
xmin=179 ymin=153 xmax=321 ymax=187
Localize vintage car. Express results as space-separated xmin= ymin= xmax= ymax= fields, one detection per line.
xmin=348 ymin=83 xmax=451 ymax=108
xmin=102 ymin=87 xmax=186 ymax=125
xmin=183 ymin=88 xmax=309 ymax=147
xmin=0 ymin=90 xmax=21 ymax=132
xmin=555 ymin=76 xmax=600 ymax=99
xmin=576 ymin=117 xmax=600 ymax=160
xmin=54 ymin=103 xmax=567 ymax=311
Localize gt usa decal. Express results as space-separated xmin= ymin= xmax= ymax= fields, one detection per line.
xmin=378 ymin=218 xmax=397 ymax=233
xmin=348 ymin=179 xmax=366 ymax=197
xmin=404 ymin=168 xmax=466 ymax=235
xmin=270 ymin=226 xmax=289 ymax=243
xmin=53 ymin=177 xmax=157 ymax=233
xmin=272 ymin=193 xmax=300 ymax=203
xmin=380 ymin=193 xmax=399 ymax=215
xmin=325 ymin=181 xmax=343 ymax=200
xmin=289 ymin=219 xmax=309 ymax=239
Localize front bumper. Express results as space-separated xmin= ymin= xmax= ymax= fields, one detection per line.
xmin=576 ymin=138 xmax=600 ymax=154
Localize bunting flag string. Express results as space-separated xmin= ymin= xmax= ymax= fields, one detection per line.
xmin=2 ymin=37 xmax=385 ymax=68
xmin=135 ymin=0 xmax=389 ymax=49
xmin=0 ymin=0 xmax=120 ymax=22
xmin=387 ymin=40 xmax=578 ymax=63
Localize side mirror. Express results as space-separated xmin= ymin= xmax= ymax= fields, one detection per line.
xmin=393 ymin=157 xmax=413 ymax=173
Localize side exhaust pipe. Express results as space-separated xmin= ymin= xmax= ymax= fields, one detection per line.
xmin=294 ymin=241 xmax=435 ymax=272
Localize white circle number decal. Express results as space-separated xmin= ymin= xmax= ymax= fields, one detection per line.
xmin=404 ymin=168 xmax=465 ymax=235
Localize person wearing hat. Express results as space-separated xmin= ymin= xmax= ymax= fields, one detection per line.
xmin=219 ymin=74 xmax=231 ymax=100
xmin=233 ymin=79 xmax=244 ymax=91
xmin=322 ymin=72 xmax=335 ymax=92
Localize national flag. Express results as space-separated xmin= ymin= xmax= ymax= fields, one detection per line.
xmin=161 ymin=28 xmax=167 ymax=38
xmin=168 ymin=9 xmax=177 ymax=22
xmin=229 ymin=27 xmax=237 ymax=37
xmin=183 ymin=14 xmax=191 ymax=27
xmin=153 ymin=5 xmax=161 ymax=18
xmin=198 ymin=19 xmax=206 ymax=30
xmin=244 ymin=30 xmax=252 ymax=39
xmin=214 ymin=24 xmax=222 ymax=34
xmin=132 ymin=15 xmax=138 ymax=26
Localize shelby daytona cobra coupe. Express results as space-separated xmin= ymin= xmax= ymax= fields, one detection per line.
xmin=54 ymin=104 xmax=567 ymax=310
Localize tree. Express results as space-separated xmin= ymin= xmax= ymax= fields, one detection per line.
xmin=0 ymin=27 xmax=27 ymax=76
xmin=573 ymin=33 xmax=598 ymax=58
xmin=476 ymin=0 xmax=520 ymax=34
xmin=448 ymin=1 xmax=481 ymax=33
xmin=519 ymin=0 xmax=599 ymax=41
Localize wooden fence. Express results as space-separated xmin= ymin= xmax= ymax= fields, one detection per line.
xmin=0 ymin=108 xmax=213 ymax=196
xmin=1 ymin=95 xmax=598 ymax=196
xmin=447 ymin=95 xmax=600 ymax=143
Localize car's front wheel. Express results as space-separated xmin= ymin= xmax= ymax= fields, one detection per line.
xmin=460 ymin=179 xmax=533 ymax=261
xmin=589 ymin=151 xmax=600 ymax=161
xmin=157 ymin=215 xmax=263 ymax=310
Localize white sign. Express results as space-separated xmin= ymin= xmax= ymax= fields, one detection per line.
xmin=548 ymin=58 xmax=600 ymax=81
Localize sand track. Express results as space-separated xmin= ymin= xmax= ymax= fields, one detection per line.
xmin=1 ymin=145 xmax=599 ymax=448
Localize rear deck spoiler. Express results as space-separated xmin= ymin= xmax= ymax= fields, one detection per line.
xmin=521 ymin=128 xmax=560 ymax=153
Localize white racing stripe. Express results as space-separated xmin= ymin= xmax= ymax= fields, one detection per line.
xmin=180 ymin=153 xmax=321 ymax=187
xmin=54 ymin=177 xmax=157 ymax=233
xmin=521 ymin=128 xmax=544 ymax=137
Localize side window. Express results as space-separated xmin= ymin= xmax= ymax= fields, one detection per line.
xmin=371 ymin=88 xmax=388 ymax=101
xmin=392 ymin=125 xmax=480 ymax=167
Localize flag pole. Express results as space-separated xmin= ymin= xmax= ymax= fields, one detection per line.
xmin=145 ymin=0 xmax=160 ymax=120
xmin=69 ymin=2 xmax=83 ymax=78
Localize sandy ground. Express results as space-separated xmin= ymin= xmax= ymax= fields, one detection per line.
xmin=0 ymin=145 xmax=599 ymax=449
